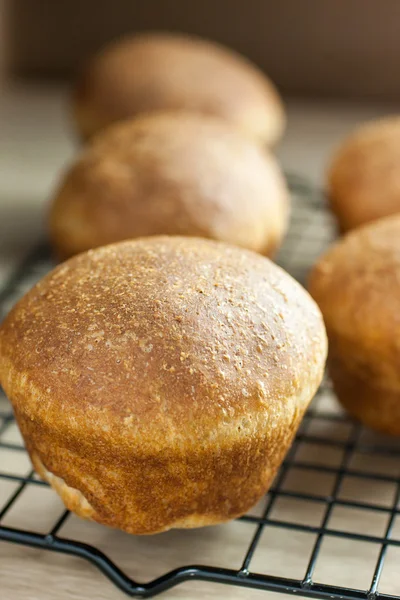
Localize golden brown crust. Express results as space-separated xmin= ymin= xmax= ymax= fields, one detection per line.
xmin=73 ymin=32 xmax=285 ymax=145
xmin=309 ymin=215 xmax=400 ymax=434
xmin=329 ymin=351 xmax=400 ymax=436
xmin=328 ymin=116 xmax=400 ymax=232
xmin=32 ymin=454 xmax=95 ymax=520
xmin=49 ymin=111 xmax=289 ymax=260
xmin=0 ymin=237 xmax=326 ymax=533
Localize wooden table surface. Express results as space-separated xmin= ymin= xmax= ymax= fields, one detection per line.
xmin=0 ymin=84 xmax=399 ymax=600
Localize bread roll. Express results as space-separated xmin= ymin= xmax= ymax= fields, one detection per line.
xmin=0 ymin=237 xmax=327 ymax=534
xmin=73 ymin=32 xmax=285 ymax=145
xmin=49 ymin=111 xmax=289 ymax=260
xmin=309 ymin=215 xmax=400 ymax=435
xmin=328 ymin=116 xmax=400 ymax=231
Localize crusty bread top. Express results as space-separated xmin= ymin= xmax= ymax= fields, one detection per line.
xmin=49 ymin=111 xmax=289 ymax=259
xmin=309 ymin=214 xmax=400 ymax=384
xmin=328 ymin=116 xmax=400 ymax=231
xmin=73 ymin=32 xmax=285 ymax=144
xmin=0 ymin=237 xmax=326 ymax=455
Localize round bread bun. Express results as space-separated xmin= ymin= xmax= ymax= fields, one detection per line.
xmin=328 ymin=116 xmax=400 ymax=232
xmin=0 ymin=237 xmax=326 ymax=535
xmin=72 ymin=32 xmax=285 ymax=145
xmin=309 ymin=215 xmax=400 ymax=435
xmin=49 ymin=111 xmax=289 ymax=260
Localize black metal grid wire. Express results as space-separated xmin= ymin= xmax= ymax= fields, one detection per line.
xmin=0 ymin=179 xmax=400 ymax=599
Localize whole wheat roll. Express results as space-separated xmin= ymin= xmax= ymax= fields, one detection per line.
xmin=309 ymin=214 xmax=400 ymax=435
xmin=328 ymin=116 xmax=400 ymax=232
xmin=73 ymin=32 xmax=285 ymax=145
xmin=49 ymin=111 xmax=289 ymax=260
xmin=0 ymin=237 xmax=327 ymax=534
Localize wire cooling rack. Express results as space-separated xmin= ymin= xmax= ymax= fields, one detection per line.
xmin=0 ymin=179 xmax=400 ymax=599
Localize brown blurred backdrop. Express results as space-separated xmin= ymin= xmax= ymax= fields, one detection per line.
xmin=1 ymin=0 xmax=400 ymax=100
